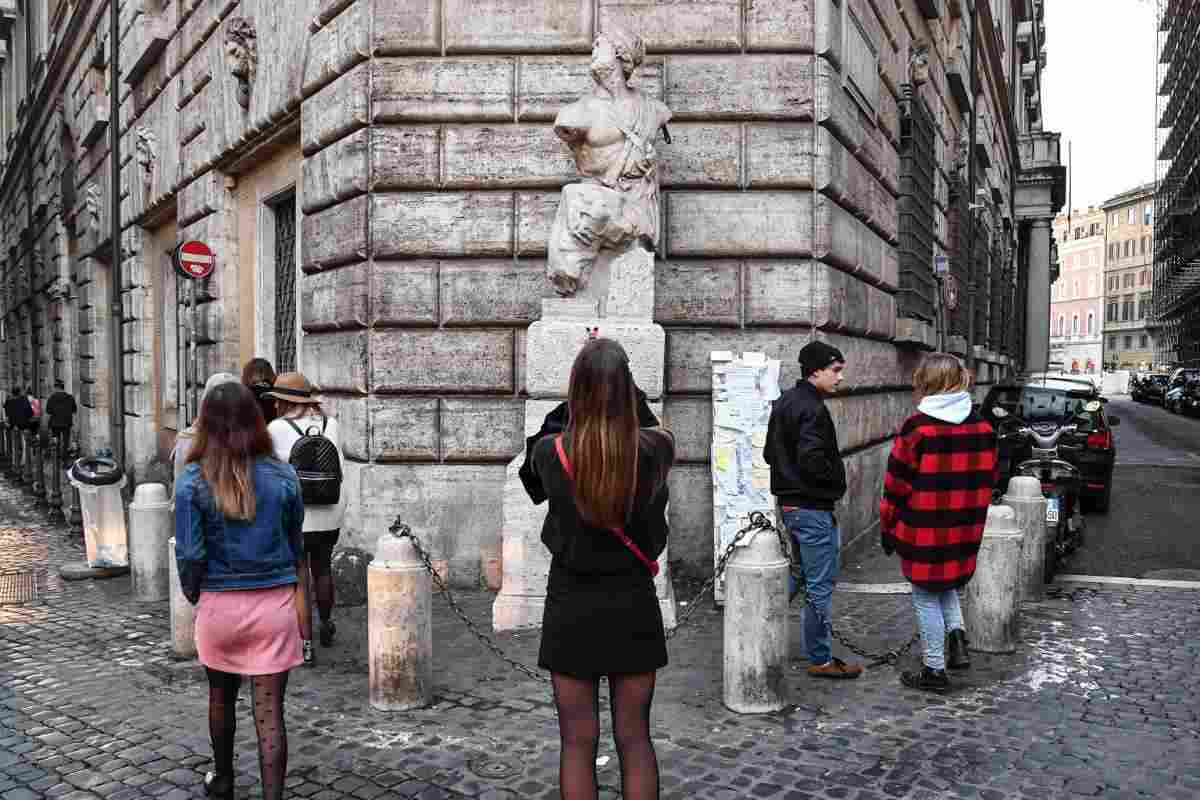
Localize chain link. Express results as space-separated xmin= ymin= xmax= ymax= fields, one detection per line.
xmin=387 ymin=509 xmax=920 ymax=682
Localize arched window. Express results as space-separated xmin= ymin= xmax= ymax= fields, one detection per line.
xmin=1073 ymin=315 xmax=1079 ymax=335
xmin=1087 ymin=313 xmax=1094 ymax=335
xmin=1058 ymin=316 xmax=1065 ymax=337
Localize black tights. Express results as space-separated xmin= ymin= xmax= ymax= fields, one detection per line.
xmin=205 ymin=668 xmax=290 ymax=800
xmin=551 ymin=671 xmax=659 ymax=800
xmin=304 ymin=533 xmax=338 ymax=630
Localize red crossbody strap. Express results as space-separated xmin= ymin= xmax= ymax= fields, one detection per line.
xmin=553 ymin=436 xmax=660 ymax=577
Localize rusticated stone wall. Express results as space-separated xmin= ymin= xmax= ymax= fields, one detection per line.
xmin=0 ymin=0 xmax=1035 ymax=582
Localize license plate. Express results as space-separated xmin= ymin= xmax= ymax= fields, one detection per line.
xmin=1046 ymin=497 xmax=1060 ymax=523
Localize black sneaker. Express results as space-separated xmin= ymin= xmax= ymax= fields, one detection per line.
xmin=319 ymin=620 xmax=336 ymax=647
xmin=900 ymin=666 xmax=950 ymax=694
xmin=946 ymin=629 xmax=971 ymax=670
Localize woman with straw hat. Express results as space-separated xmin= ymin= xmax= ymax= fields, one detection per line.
xmin=264 ymin=372 xmax=345 ymax=664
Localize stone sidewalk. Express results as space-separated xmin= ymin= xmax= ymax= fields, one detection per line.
xmin=2 ymin=481 xmax=1200 ymax=800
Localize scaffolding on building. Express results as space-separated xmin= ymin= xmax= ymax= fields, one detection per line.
xmin=1153 ymin=0 xmax=1200 ymax=365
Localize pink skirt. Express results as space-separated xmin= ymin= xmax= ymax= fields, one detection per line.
xmin=195 ymin=584 xmax=303 ymax=675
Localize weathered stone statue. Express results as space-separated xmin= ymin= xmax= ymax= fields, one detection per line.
xmin=548 ymin=27 xmax=671 ymax=297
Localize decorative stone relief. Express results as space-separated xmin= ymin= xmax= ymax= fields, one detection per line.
xmin=83 ymin=182 xmax=100 ymax=233
xmin=47 ymin=277 xmax=70 ymax=300
xmin=909 ymin=41 xmax=930 ymax=86
xmin=547 ymin=27 xmax=671 ymax=300
xmin=134 ymin=126 xmax=156 ymax=191
xmin=224 ymin=17 xmax=257 ymax=109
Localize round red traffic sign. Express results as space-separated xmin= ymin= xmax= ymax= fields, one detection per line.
xmin=175 ymin=240 xmax=215 ymax=280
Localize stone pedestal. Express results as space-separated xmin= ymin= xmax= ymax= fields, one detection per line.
xmin=493 ymin=248 xmax=676 ymax=632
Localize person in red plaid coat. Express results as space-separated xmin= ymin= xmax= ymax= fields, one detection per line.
xmin=880 ymin=354 xmax=998 ymax=694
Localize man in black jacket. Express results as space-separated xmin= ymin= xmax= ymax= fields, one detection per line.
xmin=765 ymin=340 xmax=862 ymax=679
xmin=45 ymin=381 xmax=77 ymax=454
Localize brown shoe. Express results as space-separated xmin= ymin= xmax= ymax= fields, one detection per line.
xmin=807 ymin=657 xmax=863 ymax=679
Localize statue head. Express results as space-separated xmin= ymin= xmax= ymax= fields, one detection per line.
xmin=909 ymin=41 xmax=930 ymax=86
xmin=592 ymin=27 xmax=645 ymax=85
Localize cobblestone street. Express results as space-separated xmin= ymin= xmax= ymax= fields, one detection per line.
xmin=3 ymin=479 xmax=1200 ymax=800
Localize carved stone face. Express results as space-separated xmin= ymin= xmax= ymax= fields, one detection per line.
xmin=909 ymin=44 xmax=930 ymax=86
xmin=590 ymin=35 xmax=619 ymax=83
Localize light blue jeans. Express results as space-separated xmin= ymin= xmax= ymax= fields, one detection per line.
xmin=783 ymin=508 xmax=839 ymax=665
xmin=910 ymin=585 xmax=965 ymax=671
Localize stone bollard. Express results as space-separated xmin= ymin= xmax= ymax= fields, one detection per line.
xmin=368 ymin=532 xmax=433 ymax=711
xmin=31 ymin=434 xmax=44 ymax=505
xmin=167 ymin=537 xmax=197 ymax=659
xmin=1004 ymin=477 xmax=1049 ymax=601
xmin=962 ymin=505 xmax=1023 ymax=654
xmin=129 ymin=484 xmax=172 ymax=602
xmin=723 ymin=526 xmax=789 ymax=714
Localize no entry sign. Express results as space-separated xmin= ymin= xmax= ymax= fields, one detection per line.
xmin=174 ymin=240 xmax=215 ymax=280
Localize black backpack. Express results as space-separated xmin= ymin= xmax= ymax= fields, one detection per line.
xmin=285 ymin=416 xmax=342 ymax=505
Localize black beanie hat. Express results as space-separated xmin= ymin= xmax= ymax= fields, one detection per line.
xmin=798 ymin=341 xmax=845 ymax=377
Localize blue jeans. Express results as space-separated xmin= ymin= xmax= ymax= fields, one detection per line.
xmin=910 ymin=585 xmax=965 ymax=670
xmin=783 ymin=508 xmax=839 ymax=665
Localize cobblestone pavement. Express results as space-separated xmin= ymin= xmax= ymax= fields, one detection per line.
xmin=3 ymin=479 xmax=1200 ymax=799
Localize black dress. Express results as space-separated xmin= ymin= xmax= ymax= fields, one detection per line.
xmin=533 ymin=430 xmax=673 ymax=679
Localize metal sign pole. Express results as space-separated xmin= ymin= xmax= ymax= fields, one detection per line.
xmin=189 ymin=279 xmax=198 ymax=426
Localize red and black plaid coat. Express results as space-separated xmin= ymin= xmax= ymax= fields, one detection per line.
xmin=880 ymin=411 xmax=999 ymax=591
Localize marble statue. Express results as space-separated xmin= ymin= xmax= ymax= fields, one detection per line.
xmin=548 ymin=27 xmax=672 ymax=297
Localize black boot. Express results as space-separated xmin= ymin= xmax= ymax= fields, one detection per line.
xmin=947 ymin=629 xmax=971 ymax=670
xmin=900 ymin=666 xmax=950 ymax=694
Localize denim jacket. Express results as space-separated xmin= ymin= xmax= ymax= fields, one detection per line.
xmin=174 ymin=457 xmax=305 ymax=603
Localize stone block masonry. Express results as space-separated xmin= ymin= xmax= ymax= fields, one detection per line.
xmin=0 ymin=0 xmax=1054 ymax=587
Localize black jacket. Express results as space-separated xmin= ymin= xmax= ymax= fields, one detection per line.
xmin=4 ymin=395 xmax=33 ymax=429
xmin=45 ymin=391 xmax=77 ymax=430
xmin=519 ymin=389 xmax=660 ymax=505
xmin=764 ymin=380 xmax=847 ymax=510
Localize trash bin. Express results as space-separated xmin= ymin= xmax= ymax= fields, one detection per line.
xmin=69 ymin=457 xmax=128 ymax=568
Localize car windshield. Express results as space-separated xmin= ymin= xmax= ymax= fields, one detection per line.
xmin=989 ymin=386 xmax=1096 ymax=424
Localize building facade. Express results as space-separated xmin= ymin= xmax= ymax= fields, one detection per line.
xmin=1101 ymin=183 xmax=1156 ymax=371
xmin=0 ymin=0 xmax=1062 ymax=581
xmin=1153 ymin=1 xmax=1199 ymax=367
xmin=1050 ymin=207 xmax=1103 ymax=374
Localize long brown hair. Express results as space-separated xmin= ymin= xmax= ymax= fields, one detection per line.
xmin=241 ymin=357 xmax=276 ymax=387
xmin=566 ymin=338 xmax=642 ymax=529
xmin=187 ymin=382 xmax=273 ymax=520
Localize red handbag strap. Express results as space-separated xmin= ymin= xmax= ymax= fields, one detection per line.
xmin=554 ymin=436 xmax=659 ymax=577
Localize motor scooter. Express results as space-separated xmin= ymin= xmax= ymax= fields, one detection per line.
xmin=991 ymin=406 xmax=1085 ymax=581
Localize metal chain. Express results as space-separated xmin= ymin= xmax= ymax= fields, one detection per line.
xmin=388 ymin=518 xmax=550 ymax=684
xmin=387 ymin=509 xmax=919 ymax=682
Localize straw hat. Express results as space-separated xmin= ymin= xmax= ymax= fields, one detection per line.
xmin=262 ymin=372 xmax=321 ymax=404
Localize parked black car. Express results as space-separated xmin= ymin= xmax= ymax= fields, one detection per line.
xmin=982 ymin=375 xmax=1120 ymax=513
xmin=1164 ymin=368 xmax=1200 ymax=414
xmin=1131 ymin=373 xmax=1169 ymax=404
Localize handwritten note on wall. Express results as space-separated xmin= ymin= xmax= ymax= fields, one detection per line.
xmin=711 ymin=351 xmax=782 ymax=604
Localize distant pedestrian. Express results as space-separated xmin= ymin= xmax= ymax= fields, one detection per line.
xmin=242 ymin=357 xmax=278 ymax=425
xmin=45 ymin=380 xmax=77 ymax=453
xmin=265 ymin=372 xmax=344 ymax=664
xmin=765 ymin=340 xmax=862 ymax=679
xmin=880 ymin=353 xmax=998 ymax=694
xmin=174 ymin=381 xmax=307 ymax=800
xmin=25 ymin=387 xmax=40 ymax=428
xmin=529 ymin=338 xmax=674 ymax=799
xmin=173 ymin=373 xmax=239 ymax=488
xmin=4 ymin=386 xmax=32 ymax=431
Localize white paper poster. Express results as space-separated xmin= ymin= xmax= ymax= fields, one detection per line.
xmin=710 ymin=351 xmax=782 ymax=603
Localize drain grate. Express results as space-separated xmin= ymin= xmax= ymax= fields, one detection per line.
xmin=0 ymin=571 xmax=38 ymax=604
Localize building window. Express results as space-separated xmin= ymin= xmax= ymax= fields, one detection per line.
xmin=1124 ymin=335 xmax=1133 ymax=349
xmin=1107 ymin=302 xmax=1118 ymax=322
xmin=1128 ymin=207 xmax=1136 ymax=225
xmin=1124 ymin=273 xmax=1135 ymax=289
xmin=272 ymin=193 xmax=299 ymax=373
xmin=1058 ymin=316 xmax=1065 ymax=337
xmin=1072 ymin=315 xmax=1079 ymax=335
xmin=1087 ymin=313 xmax=1094 ymax=335
xmin=1140 ymin=334 xmax=1149 ymax=348
xmin=1109 ymin=336 xmax=1117 ymax=350
xmin=1145 ymin=204 xmax=1153 ymax=225
xmin=1122 ymin=297 xmax=1135 ymax=321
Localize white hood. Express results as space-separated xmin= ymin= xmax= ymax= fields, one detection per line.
xmin=918 ymin=390 xmax=973 ymax=424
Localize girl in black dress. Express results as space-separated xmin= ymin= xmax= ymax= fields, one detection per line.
xmin=530 ymin=338 xmax=675 ymax=800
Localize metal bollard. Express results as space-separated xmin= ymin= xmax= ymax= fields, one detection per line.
xmin=129 ymin=484 xmax=172 ymax=602
xmin=31 ymin=434 xmax=44 ymax=502
xmin=66 ymin=443 xmax=84 ymax=538
xmin=1004 ymin=477 xmax=1049 ymax=602
xmin=21 ymin=430 xmax=33 ymax=485
xmin=368 ymin=532 xmax=432 ymax=711
xmin=48 ymin=436 xmax=64 ymax=522
xmin=722 ymin=526 xmax=789 ymax=714
xmin=167 ymin=537 xmax=197 ymax=659
xmin=961 ymin=505 xmax=1023 ymax=654
xmin=0 ymin=423 xmax=8 ymax=469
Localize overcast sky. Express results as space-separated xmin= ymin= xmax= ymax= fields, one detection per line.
xmin=1041 ymin=0 xmax=1159 ymax=212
